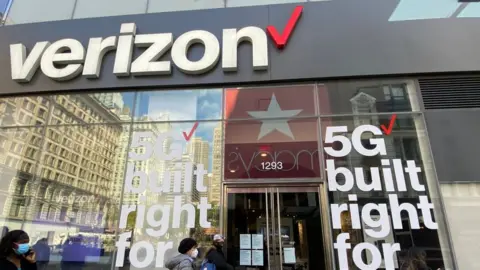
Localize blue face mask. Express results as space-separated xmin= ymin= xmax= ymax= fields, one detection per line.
xmin=14 ymin=243 xmax=30 ymax=255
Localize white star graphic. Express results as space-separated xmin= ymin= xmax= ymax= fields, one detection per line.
xmin=247 ymin=94 xmax=302 ymax=140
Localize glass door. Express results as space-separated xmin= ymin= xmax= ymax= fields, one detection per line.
xmin=224 ymin=186 xmax=326 ymax=270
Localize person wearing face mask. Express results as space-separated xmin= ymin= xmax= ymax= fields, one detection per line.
xmin=0 ymin=230 xmax=37 ymax=270
xmin=165 ymin=238 xmax=198 ymax=270
xmin=204 ymin=235 xmax=233 ymax=270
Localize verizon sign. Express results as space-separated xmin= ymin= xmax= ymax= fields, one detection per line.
xmin=9 ymin=6 xmax=303 ymax=83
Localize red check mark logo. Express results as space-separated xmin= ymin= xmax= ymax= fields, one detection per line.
xmin=380 ymin=114 xmax=397 ymax=135
xmin=267 ymin=6 xmax=303 ymax=49
xmin=183 ymin=122 xmax=199 ymax=141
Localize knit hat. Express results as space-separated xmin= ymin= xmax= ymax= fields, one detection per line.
xmin=178 ymin=238 xmax=197 ymax=254
xmin=213 ymin=234 xmax=224 ymax=242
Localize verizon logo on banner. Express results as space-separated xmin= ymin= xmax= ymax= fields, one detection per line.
xmin=9 ymin=6 xmax=304 ymax=83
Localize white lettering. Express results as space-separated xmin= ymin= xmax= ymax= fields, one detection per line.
xmin=118 ymin=205 xmax=136 ymax=229
xmin=325 ymin=125 xmax=438 ymax=270
xmin=114 ymin=23 xmax=136 ymax=76
xmin=198 ymin=197 xmax=212 ymax=228
xmin=330 ymin=203 xmax=348 ymax=230
xmin=334 ymin=233 xmax=351 ymax=270
xmin=389 ymin=194 xmax=420 ymax=229
xmin=145 ymin=204 xmax=171 ymax=237
xmin=171 ymin=30 xmax=220 ymax=74
xmin=10 ymin=42 xmax=50 ymax=82
xmin=361 ymin=203 xmax=390 ymax=238
xmin=326 ymin=159 xmax=354 ymax=192
xmin=172 ymin=195 xmax=195 ymax=228
xmin=352 ymin=242 xmax=382 ymax=269
xmin=334 ymin=233 xmax=401 ymax=270
xmin=222 ymin=26 xmax=268 ymax=71
xmin=115 ymin=232 xmax=132 ymax=267
xmin=155 ymin=242 xmax=173 ymax=267
xmin=130 ymin=241 xmax=155 ymax=268
xmin=324 ymin=126 xmax=351 ymax=157
xmin=351 ymin=125 xmax=387 ymax=156
xmin=405 ymin=160 xmax=425 ymax=191
xmin=83 ymin=36 xmax=117 ymax=78
xmin=131 ymin=33 xmax=173 ymax=76
xmin=194 ymin=163 xmax=208 ymax=192
xmin=114 ymin=130 xmax=214 ymax=270
xmin=10 ymin=23 xmax=271 ymax=82
xmin=40 ymin=38 xmax=85 ymax=81
xmin=417 ymin=195 xmax=438 ymax=229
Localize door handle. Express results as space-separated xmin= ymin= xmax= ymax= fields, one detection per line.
xmin=265 ymin=190 xmax=271 ymax=270
xmin=276 ymin=189 xmax=284 ymax=270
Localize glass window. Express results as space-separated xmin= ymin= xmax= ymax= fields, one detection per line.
xmin=119 ymin=121 xmax=222 ymax=269
xmin=73 ymin=0 xmax=147 ymax=19
xmin=224 ymin=118 xmax=320 ymax=179
xmin=389 ymin=0 xmax=461 ymax=22
xmin=5 ymin=0 xmax=75 ymax=25
xmin=49 ymin=92 xmax=135 ymax=125
xmin=0 ymin=128 xmax=45 ymax=239
xmin=318 ymin=80 xmax=420 ymax=115
xmin=135 ymin=89 xmax=222 ymax=122
xmin=225 ymin=85 xmax=316 ymax=120
xmin=226 ymin=0 xmax=306 ymax=8
xmin=0 ymin=96 xmax=48 ymax=127
xmin=148 ymin=0 xmax=224 ymax=13
xmin=24 ymin=124 xmax=127 ymax=268
xmin=0 ymin=83 xmax=458 ymax=269
xmin=0 ymin=0 xmax=8 ymax=18
xmin=321 ymin=114 xmax=454 ymax=270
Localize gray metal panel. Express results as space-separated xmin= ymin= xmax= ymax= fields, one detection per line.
xmin=425 ymin=110 xmax=480 ymax=184
xmin=269 ymin=0 xmax=480 ymax=80
xmin=1 ymin=0 xmax=480 ymax=94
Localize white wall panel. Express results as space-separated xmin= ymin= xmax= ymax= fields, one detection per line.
xmin=148 ymin=0 xmax=224 ymax=13
xmin=73 ymin=0 xmax=148 ymax=19
xmin=6 ymin=0 xmax=75 ymax=25
xmin=226 ymin=0 xmax=305 ymax=8
xmin=441 ymin=183 xmax=480 ymax=270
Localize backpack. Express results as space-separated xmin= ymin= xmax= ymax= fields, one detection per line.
xmin=200 ymin=259 xmax=216 ymax=270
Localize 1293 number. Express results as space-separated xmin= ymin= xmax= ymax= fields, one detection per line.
xmin=260 ymin=161 xmax=283 ymax=171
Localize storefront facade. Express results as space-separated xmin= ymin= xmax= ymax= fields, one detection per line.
xmin=0 ymin=0 xmax=479 ymax=269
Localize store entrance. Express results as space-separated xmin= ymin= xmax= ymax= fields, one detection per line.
xmin=224 ymin=186 xmax=326 ymax=270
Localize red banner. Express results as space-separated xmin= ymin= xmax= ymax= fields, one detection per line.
xmin=224 ymin=85 xmax=321 ymax=179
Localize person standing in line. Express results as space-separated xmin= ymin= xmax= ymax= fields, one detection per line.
xmin=165 ymin=238 xmax=199 ymax=270
xmin=204 ymin=234 xmax=234 ymax=270
xmin=0 ymin=230 xmax=37 ymax=270
xmin=60 ymin=236 xmax=87 ymax=270
xmin=400 ymin=247 xmax=432 ymax=270
xmin=32 ymin=238 xmax=50 ymax=270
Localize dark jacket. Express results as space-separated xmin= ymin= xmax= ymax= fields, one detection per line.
xmin=61 ymin=242 xmax=86 ymax=264
xmin=205 ymin=247 xmax=234 ymax=270
xmin=0 ymin=258 xmax=38 ymax=270
xmin=400 ymin=261 xmax=431 ymax=270
xmin=32 ymin=243 xmax=50 ymax=263
xmin=165 ymin=254 xmax=195 ymax=270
